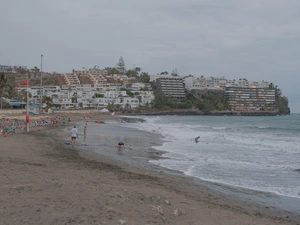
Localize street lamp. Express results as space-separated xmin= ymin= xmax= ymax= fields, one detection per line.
xmin=40 ymin=54 xmax=43 ymax=113
xmin=26 ymin=76 xmax=30 ymax=132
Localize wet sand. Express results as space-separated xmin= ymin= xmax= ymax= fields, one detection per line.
xmin=0 ymin=111 xmax=299 ymax=224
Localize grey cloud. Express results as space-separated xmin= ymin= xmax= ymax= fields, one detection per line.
xmin=1 ymin=0 xmax=300 ymax=111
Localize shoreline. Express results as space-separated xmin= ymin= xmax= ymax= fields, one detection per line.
xmin=65 ymin=116 xmax=300 ymax=220
xmin=0 ymin=112 xmax=299 ymax=224
xmin=71 ymin=118 xmax=300 ymax=220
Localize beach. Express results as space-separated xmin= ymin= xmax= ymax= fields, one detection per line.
xmin=0 ymin=111 xmax=299 ymax=225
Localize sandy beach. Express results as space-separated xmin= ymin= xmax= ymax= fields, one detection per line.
xmin=0 ymin=111 xmax=299 ymax=225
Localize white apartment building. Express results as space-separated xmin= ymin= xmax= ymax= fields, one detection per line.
xmin=121 ymin=97 xmax=140 ymax=108
xmin=185 ymin=76 xmax=227 ymax=91
xmin=128 ymin=82 xmax=146 ymax=91
xmin=76 ymin=96 xmax=121 ymax=109
xmin=93 ymin=84 xmax=122 ymax=92
xmin=29 ymin=86 xmax=44 ymax=97
xmin=156 ymin=76 xmax=186 ymax=100
xmin=94 ymin=84 xmax=110 ymax=92
xmin=138 ymin=91 xmax=155 ymax=105
xmin=103 ymin=91 xmax=127 ymax=98
xmin=24 ymin=81 xmax=154 ymax=110
xmin=226 ymin=79 xmax=269 ymax=88
xmin=43 ymin=86 xmax=60 ymax=96
xmin=76 ymin=84 xmax=94 ymax=98
xmin=107 ymin=83 xmax=123 ymax=91
xmin=52 ymin=97 xmax=73 ymax=109
xmin=185 ymin=76 xmax=270 ymax=91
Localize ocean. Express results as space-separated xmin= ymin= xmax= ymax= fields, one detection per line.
xmin=117 ymin=114 xmax=300 ymax=200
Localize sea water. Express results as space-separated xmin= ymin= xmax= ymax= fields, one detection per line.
xmin=118 ymin=114 xmax=300 ymax=200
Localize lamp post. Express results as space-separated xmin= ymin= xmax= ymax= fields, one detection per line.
xmin=40 ymin=54 xmax=43 ymax=113
xmin=26 ymin=77 xmax=30 ymax=132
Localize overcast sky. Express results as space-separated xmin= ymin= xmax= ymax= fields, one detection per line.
xmin=1 ymin=0 xmax=299 ymax=112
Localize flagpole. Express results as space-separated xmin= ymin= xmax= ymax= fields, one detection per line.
xmin=40 ymin=54 xmax=43 ymax=114
xmin=27 ymin=78 xmax=30 ymax=132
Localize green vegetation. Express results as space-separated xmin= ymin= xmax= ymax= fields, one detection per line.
xmin=116 ymin=56 xmax=126 ymax=74
xmin=42 ymin=96 xmax=53 ymax=110
xmin=71 ymin=96 xmax=78 ymax=103
xmin=269 ymin=82 xmax=290 ymax=114
xmin=149 ymin=90 xmax=230 ymax=114
xmin=0 ymin=72 xmax=9 ymax=109
xmin=105 ymin=67 xmax=120 ymax=75
xmin=0 ymin=72 xmax=17 ymax=109
xmin=92 ymin=93 xmax=104 ymax=98
xmin=126 ymin=90 xmax=134 ymax=98
xmin=152 ymin=92 xmax=192 ymax=110
xmin=195 ymin=93 xmax=231 ymax=114
xmin=126 ymin=67 xmax=141 ymax=78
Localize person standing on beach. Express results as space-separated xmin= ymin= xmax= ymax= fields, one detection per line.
xmin=84 ymin=124 xmax=87 ymax=142
xmin=3 ymin=119 xmax=10 ymax=137
xmin=68 ymin=126 xmax=78 ymax=147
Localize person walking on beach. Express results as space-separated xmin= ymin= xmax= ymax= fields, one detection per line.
xmin=68 ymin=126 xmax=78 ymax=147
xmin=84 ymin=124 xmax=87 ymax=142
xmin=118 ymin=141 xmax=125 ymax=150
xmin=195 ymin=136 xmax=200 ymax=143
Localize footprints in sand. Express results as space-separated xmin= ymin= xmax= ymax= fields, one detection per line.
xmin=152 ymin=205 xmax=163 ymax=215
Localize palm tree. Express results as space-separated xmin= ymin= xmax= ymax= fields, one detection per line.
xmin=42 ymin=96 xmax=53 ymax=110
xmin=0 ymin=72 xmax=8 ymax=109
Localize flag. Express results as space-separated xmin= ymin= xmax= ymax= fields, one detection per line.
xmin=21 ymin=80 xmax=28 ymax=86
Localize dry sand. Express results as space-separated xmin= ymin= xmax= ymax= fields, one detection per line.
xmin=0 ymin=111 xmax=299 ymax=225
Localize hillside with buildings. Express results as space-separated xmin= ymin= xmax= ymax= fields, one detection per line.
xmin=0 ymin=64 xmax=290 ymax=115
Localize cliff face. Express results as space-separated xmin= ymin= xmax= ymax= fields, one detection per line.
xmin=276 ymin=95 xmax=290 ymax=115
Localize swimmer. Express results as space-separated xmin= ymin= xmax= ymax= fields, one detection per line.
xmin=118 ymin=141 xmax=125 ymax=150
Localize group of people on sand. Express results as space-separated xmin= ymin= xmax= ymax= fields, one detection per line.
xmin=51 ymin=116 xmax=71 ymax=127
xmin=0 ymin=117 xmax=53 ymax=137
xmin=0 ymin=115 xmax=76 ymax=138
xmin=67 ymin=121 xmax=125 ymax=150
xmin=0 ymin=119 xmax=15 ymax=137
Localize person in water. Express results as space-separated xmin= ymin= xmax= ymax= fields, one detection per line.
xmin=118 ymin=141 xmax=125 ymax=150
xmin=195 ymin=136 xmax=200 ymax=143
